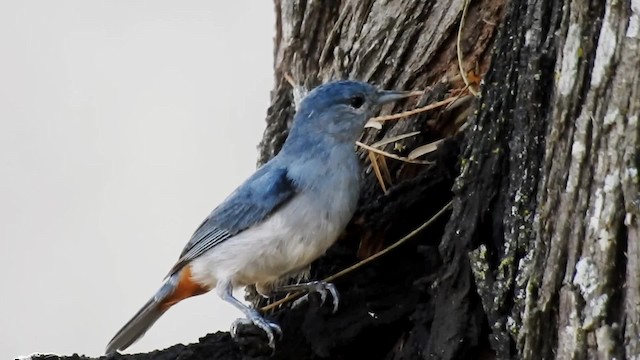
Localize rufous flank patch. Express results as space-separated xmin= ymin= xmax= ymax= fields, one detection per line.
xmin=160 ymin=265 xmax=209 ymax=310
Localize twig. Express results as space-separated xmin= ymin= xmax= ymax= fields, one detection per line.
xmin=370 ymin=96 xmax=461 ymax=122
xmin=259 ymin=200 xmax=454 ymax=313
xmin=405 ymin=90 xmax=426 ymax=97
xmin=369 ymin=131 xmax=421 ymax=148
xmin=378 ymin=155 xmax=392 ymax=185
xmin=283 ymin=73 xmax=296 ymax=88
xmin=457 ymin=0 xmax=479 ymax=97
xmin=356 ymin=141 xmax=432 ymax=165
xmin=368 ymin=152 xmax=388 ymax=193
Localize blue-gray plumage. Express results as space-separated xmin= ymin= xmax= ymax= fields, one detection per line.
xmin=105 ymin=80 xmax=412 ymax=354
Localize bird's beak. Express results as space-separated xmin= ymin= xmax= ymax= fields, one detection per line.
xmin=374 ymin=90 xmax=416 ymax=105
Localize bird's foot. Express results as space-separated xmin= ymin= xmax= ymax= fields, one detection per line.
xmin=231 ymin=311 xmax=282 ymax=349
xmin=290 ymin=281 xmax=339 ymax=313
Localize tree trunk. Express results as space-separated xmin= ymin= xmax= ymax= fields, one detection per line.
xmin=42 ymin=0 xmax=639 ymax=359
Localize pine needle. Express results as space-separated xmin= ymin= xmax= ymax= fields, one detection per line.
xmin=368 ymin=152 xmax=388 ymax=194
xmin=356 ymin=141 xmax=432 ymax=165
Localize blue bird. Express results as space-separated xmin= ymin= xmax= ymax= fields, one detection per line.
xmin=105 ymin=80 xmax=412 ymax=354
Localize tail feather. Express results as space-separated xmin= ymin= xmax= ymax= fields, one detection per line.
xmin=105 ymin=266 xmax=209 ymax=354
xmin=105 ymin=296 xmax=167 ymax=354
xmin=105 ymin=275 xmax=178 ymax=354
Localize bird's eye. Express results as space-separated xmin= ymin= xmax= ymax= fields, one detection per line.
xmin=349 ymin=96 xmax=365 ymax=109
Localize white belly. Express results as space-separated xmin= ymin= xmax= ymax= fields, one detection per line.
xmin=189 ymin=192 xmax=351 ymax=289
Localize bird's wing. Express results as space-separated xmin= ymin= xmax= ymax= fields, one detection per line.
xmin=167 ymin=165 xmax=297 ymax=275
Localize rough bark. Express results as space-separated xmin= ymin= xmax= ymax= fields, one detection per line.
xmin=519 ymin=1 xmax=640 ymax=358
xmin=39 ymin=0 xmax=639 ymax=359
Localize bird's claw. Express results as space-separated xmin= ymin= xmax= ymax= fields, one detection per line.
xmin=231 ymin=313 xmax=282 ymax=349
xmin=292 ymin=281 xmax=339 ymax=313
xmin=291 ymin=294 xmax=309 ymax=309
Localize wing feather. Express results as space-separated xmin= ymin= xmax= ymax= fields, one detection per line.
xmin=167 ymin=164 xmax=296 ymax=275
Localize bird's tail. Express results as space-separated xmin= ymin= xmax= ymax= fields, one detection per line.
xmin=105 ymin=265 xmax=209 ymax=354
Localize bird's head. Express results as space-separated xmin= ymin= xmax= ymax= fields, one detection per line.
xmin=286 ymin=80 xmax=413 ymax=145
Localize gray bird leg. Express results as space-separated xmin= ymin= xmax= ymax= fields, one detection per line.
xmin=217 ymin=281 xmax=282 ymax=348
xmin=269 ymin=280 xmax=339 ymax=313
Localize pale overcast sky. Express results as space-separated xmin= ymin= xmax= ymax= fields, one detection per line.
xmin=0 ymin=1 xmax=275 ymax=358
